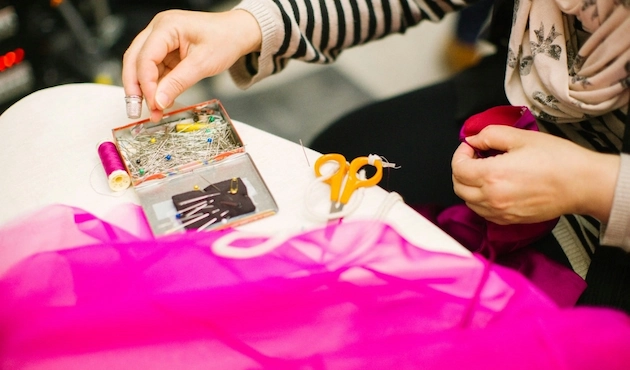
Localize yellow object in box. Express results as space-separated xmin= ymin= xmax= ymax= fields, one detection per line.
xmin=110 ymin=99 xmax=278 ymax=236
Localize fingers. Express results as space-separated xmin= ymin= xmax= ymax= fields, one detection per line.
xmin=453 ymin=174 xmax=484 ymax=200
xmin=451 ymin=143 xmax=487 ymax=209
xmin=122 ymin=26 xmax=151 ymax=99
xmin=122 ymin=12 xmax=183 ymax=121
xmin=451 ymin=142 xmax=484 ymax=187
xmin=153 ymin=52 xmax=207 ymax=111
xmin=464 ymin=125 xmax=524 ymax=153
xmin=451 ymin=141 xmax=476 ymax=165
xmin=453 ymin=125 xmax=528 ymax=189
xmin=135 ymin=25 xmax=175 ymax=114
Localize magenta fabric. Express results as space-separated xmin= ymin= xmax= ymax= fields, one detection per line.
xmin=1 ymin=205 xmax=630 ymax=369
xmin=435 ymin=204 xmax=559 ymax=256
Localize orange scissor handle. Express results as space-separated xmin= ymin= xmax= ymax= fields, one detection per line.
xmin=339 ymin=156 xmax=383 ymax=205
xmin=314 ymin=153 xmax=348 ymax=202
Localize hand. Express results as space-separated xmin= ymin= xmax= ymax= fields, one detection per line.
xmin=451 ymin=125 xmax=620 ymax=224
xmin=122 ymin=9 xmax=262 ymax=122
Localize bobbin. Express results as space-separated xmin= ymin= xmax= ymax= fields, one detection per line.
xmin=97 ymin=140 xmax=131 ymax=192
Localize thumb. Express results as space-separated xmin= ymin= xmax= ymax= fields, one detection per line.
xmin=452 ymin=141 xmax=476 ymax=165
xmin=465 ymin=125 xmax=524 ymax=153
xmin=154 ymin=56 xmax=206 ymax=110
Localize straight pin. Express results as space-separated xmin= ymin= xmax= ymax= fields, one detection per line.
xmin=165 ymin=213 xmax=209 ymax=234
xmin=197 ymin=217 xmax=218 ymax=231
xmin=184 ymin=203 xmax=207 ymax=217
xmin=177 ymin=201 xmax=207 ymax=214
xmin=177 ymin=193 xmax=218 ymax=206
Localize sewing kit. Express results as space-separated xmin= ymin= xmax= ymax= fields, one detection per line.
xmin=104 ymin=99 xmax=278 ymax=235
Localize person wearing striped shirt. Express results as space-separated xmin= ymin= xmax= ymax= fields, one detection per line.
xmin=122 ymin=0 xmax=630 ymax=312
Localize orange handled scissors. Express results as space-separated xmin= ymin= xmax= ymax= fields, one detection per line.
xmin=314 ymin=153 xmax=383 ymax=213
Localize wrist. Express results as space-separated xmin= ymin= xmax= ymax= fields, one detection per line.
xmin=231 ymin=9 xmax=262 ymax=55
xmin=576 ymin=151 xmax=620 ymax=222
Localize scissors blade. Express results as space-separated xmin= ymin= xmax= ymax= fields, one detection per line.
xmin=330 ymin=201 xmax=344 ymax=214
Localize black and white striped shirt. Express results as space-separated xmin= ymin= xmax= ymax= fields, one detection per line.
xmin=230 ymin=0 xmax=474 ymax=87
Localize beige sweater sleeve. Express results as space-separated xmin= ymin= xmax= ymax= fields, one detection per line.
xmin=601 ymin=153 xmax=630 ymax=252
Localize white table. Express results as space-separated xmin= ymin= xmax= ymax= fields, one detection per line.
xmin=0 ymin=83 xmax=467 ymax=267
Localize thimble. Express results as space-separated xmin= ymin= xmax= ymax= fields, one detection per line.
xmin=125 ymin=95 xmax=143 ymax=119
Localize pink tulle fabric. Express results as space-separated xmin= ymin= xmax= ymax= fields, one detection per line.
xmin=1 ymin=205 xmax=630 ymax=369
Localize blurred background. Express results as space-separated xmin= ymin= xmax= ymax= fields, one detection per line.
xmin=0 ymin=0 xmax=492 ymax=144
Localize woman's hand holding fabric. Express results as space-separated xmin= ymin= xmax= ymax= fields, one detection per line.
xmin=122 ymin=10 xmax=262 ymax=122
xmin=451 ymin=125 xmax=620 ymax=224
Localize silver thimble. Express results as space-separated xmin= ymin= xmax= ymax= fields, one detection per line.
xmin=125 ymin=95 xmax=143 ymax=119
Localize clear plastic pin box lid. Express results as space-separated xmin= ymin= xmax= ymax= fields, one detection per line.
xmin=112 ymin=99 xmax=278 ymax=236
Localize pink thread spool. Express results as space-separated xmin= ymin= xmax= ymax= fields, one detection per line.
xmin=97 ymin=141 xmax=131 ymax=191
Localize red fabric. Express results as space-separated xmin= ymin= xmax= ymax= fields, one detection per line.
xmin=460 ymin=105 xmax=539 ymax=158
xmin=460 ymin=105 xmax=535 ymax=137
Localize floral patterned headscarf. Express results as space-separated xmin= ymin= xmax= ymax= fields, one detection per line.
xmin=505 ymin=0 xmax=630 ymax=122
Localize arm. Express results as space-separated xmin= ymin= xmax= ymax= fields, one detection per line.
xmin=230 ymin=0 xmax=473 ymax=88
xmin=122 ymin=0 xmax=474 ymax=121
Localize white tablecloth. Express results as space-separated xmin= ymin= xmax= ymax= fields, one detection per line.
xmin=0 ymin=83 xmax=467 ymax=257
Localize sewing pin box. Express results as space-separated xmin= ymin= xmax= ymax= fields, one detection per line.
xmin=112 ymin=99 xmax=278 ymax=236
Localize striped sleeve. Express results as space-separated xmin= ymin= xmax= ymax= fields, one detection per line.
xmin=229 ymin=0 xmax=474 ymax=88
